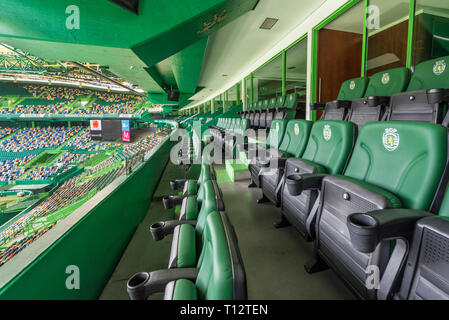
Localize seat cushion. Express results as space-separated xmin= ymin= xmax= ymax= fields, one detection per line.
xmin=168 ymin=224 xmax=196 ymax=269
xmin=179 ymin=196 xmax=199 ymax=221
xmin=184 ymin=180 xmax=198 ymax=196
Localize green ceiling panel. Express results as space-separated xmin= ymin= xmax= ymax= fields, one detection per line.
xmin=169 ymin=38 xmax=208 ymax=94
xmin=131 ymin=0 xmax=258 ymax=66
xmin=0 ymin=0 xmax=258 ymax=97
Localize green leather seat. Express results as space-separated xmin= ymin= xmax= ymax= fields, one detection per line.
xmin=259 ymin=120 xmax=314 ymax=204
xmin=347 ymin=68 xmax=410 ymax=130
xmin=165 ymin=211 xmax=243 ymax=300
xmin=310 ymin=121 xmax=447 ymax=300
xmin=169 ymin=180 xmax=221 ymax=268
xmin=279 ymin=120 xmax=356 ymax=239
xmin=319 ymin=77 xmax=369 ymax=120
xmin=247 ymin=119 xmax=287 ymax=187
xmin=387 ymin=56 xmax=449 ymax=123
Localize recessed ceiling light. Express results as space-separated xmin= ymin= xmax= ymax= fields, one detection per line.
xmin=260 ymin=18 xmax=278 ymax=30
xmin=222 ymin=74 xmax=228 ymax=77
xmin=288 ymin=66 xmax=296 ymax=70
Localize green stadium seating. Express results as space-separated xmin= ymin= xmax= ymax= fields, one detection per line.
xmin=258 ymin=120 xmax=314 ymax=204
xmin=301 ymin=121 xmax=447 ymax=300
xmin=277 ymin=120 xmax=356 ymax=238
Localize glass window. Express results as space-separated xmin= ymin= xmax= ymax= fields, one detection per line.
xmin=226 ymin=88 xmax=237 ymax=109
xmin=252 ymin=54 xmax=283 ymax=102
xmin=286 ymin=38 xmax=308 ymax=118
xmin=244 ymin=76 xmax=252 ymax=107
xmin=413 ymin=0 xmax=449 ymax=65
xmin=366 ymin=0 xmax=410 ymax=75
xmin=316 ymin=1 xmax=364 ymax=103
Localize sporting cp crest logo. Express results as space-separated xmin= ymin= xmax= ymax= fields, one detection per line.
xmin=433 ymin=60 xmax=446 ymax=75
xmin=382 ymin=73 xmax=390 ymax=84
xmin=382 ymin=128 xmax=400 ymax=151
xmin=349 ymin=81 xmax=356 ymax=90
xmin=294 ymin=123 xmax=300 ymax=135
xmin=323 ymin=125 xmax=332 ymax=141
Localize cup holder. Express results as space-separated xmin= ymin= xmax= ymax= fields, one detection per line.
xmin=150 ymin=222 xmax=166 ymax=241
xmin=348 ymin=213 xmax=377 ymax=228
xmin=259 ymin=159 xmax=271 ymax=168
xmin=347 ymin=213 xmax=379 ymax=253
xmin=162 ymin=196 xmax=173 ymax=210
xmin=169 ymin=180 xmax=178 ymax=190
xmin=286 ymin=174 xmax=303 ymax=196
xmin=127 ymin=272 xmax=150 ymax=289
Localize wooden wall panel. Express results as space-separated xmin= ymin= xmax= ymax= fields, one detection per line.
xmin=316 ymin=28 xmax=363 ymax=104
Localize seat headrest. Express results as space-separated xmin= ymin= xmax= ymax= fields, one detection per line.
xmin=407 ymin=56 xmax=449 ymax=91
xmin=365 ymin=67 xmax=410 ymax=97
xmin=337 ymin=77 xmax=368 ymax=101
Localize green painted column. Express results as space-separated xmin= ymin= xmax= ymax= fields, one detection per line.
xmin=31 ymin=121 xmax=35 ymax=128
xmin=406 ymin=0 xmax=416 ymax=67
xmin=236 ymin=83 xmax=240 ymax=105
xmin=224 ymin=91 xmax=228 ymax=112
xmin=242 ymin=79 xmax=247 ymax=111
xmin=250 ymin=74 xmax=254 ymax=104
xmin=282 ymin=51 xmax=286 ymax=96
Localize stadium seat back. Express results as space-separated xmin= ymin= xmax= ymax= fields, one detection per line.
xmin=387 ymin=57 xmax=449 ymax=123
xmin=265 ymin=110 xmax=274 ymax=129
xmin=249 ymin=112 xmax=255 ymax=127
xmin=196 ymin=180 xmax=218 ymax=236
xmin=276 ymin=96 xmax=286 ymax=108
xmin=269 ymin=97 xmax=276 ymax=109
xmin=259 ymin=110 xmax=267 ymax=129
xmin=337 ymin=77 xmax=368 ymax=101
xmin=278 ymin=120 xmax=313 ymax=158
xmin=302 ymin=120 xmax=355 ymax=174
xmin=344 ymin=121 xmax=447 ymax=210
xmin=348 ymin=66 xmax=412 ymax=127
xmin=195 ymin=212 xmax=234 ymax=300
xmin=365 ymin=67 xmax=410 ymax=97
xmin=263 ymin=100 xmax=270 ymax=109
xmin=283 ymin=93 xmax=298 ymax=109
xmin=267 ymin=120 xmax=287 ymax=149
xmin=407 ymin=56 xmax=449 ymax=91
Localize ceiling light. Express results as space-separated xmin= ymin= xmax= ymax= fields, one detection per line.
xmin=288 ymin=66 xmax=296 ymax=70
xmin=260 ymin=18 xmax=278 ymax=30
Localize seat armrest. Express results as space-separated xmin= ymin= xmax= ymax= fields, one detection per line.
xmin=367 ymin=96 xmax=390 ymax=108
xmin=310 ymin=103 xmax=326 ymax=110
xmin=285 ymin=173 xmax=328 ymax=196
xmin=347 ymin=209 xmax=432 ymax=253
xmin=426 ymin=88 xmax=449 ymax=104
xmin=127 ymin=268 xmax=199 ymax=300
xmin=162 ymin=195 xmax=185 ymax=210
xmin=270 ymin=157 xmax=288 ymax=169
xmin=328 ymin=100 xmax=352 ymax=109
xmin=169 ymin=179 xmax=186 ymax=191
xmin=150 ymin=219 xmax=196 ymax=241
